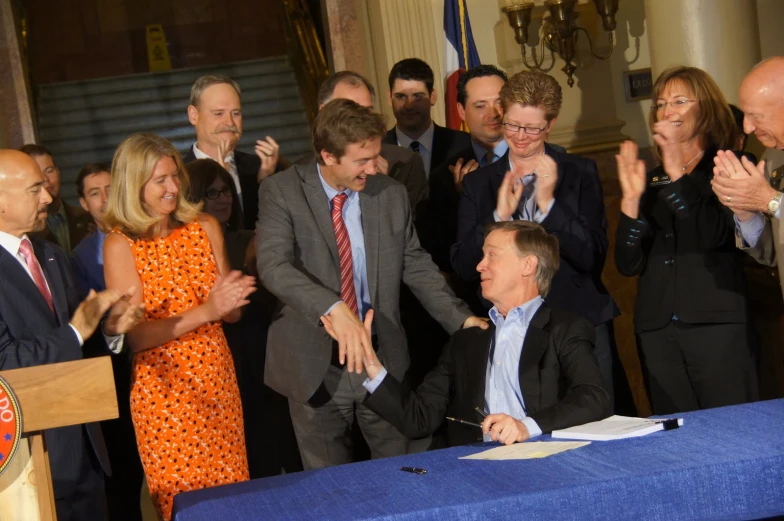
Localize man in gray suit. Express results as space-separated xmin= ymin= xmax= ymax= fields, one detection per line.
xmin=257 ymin=99 xmax=485 ymax=469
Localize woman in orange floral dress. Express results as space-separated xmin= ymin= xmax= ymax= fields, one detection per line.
xmin=102 ymin=133 xmax=254 ymax=521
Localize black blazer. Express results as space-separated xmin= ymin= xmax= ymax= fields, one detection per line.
xmin=182 ymin=147 xmax=261 ymax=231
xmin=450 ymin=144 xmax=618 ymax=326
xmin=0 ymin=238 xmax=109 ymax=497
xmin=615 ymin=150 xmax=750 ymax=333
xmin=364 ymin=304 xmax=609 ymax=447
xmin=383 ymin=123 xmax=472 ymax=174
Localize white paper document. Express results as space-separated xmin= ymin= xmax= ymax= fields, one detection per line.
xmin=460 ymin=441 xmax=591 ymax=460
xmin=551 ymin=415 xmax=684 ymax=441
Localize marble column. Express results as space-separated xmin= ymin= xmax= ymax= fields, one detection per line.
xmin=644 ymin=0 xmax=760 ymax=104
xmin=0 ymin=0 xmax=36 ymax=148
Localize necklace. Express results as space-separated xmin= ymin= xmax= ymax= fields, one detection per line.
xmin=682 ymin=150 xmax=704 ymax=172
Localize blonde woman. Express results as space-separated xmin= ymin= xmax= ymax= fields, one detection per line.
xmin=103 ymin=133 xmax=254 ymax=521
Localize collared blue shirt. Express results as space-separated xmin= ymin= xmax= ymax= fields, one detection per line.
xmin=484 ymin=296 xmax=544 ymax=440
xmin=395 ymin=123 xmax=435 ymax=176
xmin=318 ymin=165 xmax=371 ymax=320
xmin=71 ymin=229 xmax=107 ymax=296
xmin=472 ymin=140 xmax=509 ymax=168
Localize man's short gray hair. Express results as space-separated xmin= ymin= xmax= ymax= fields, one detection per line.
xmin=485 ymin=220 xmax=560 ymax=296
xmin=317 ymin=71 xmax=376 ymax=106
xmin=189 ymin=75 xmax=242 ymax=107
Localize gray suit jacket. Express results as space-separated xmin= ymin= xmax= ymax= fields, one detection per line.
xmin=257 ymin=162 xmax=471 ymax=403
xmin=736 ymin=148 xmax=784 ymax=300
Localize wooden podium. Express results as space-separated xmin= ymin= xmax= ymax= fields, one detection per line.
xmin=0 ymin=357 xmax=118 ymax=521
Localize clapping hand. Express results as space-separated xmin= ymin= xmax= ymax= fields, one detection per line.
xmin=652 ymin=121 xmax=685 ymax=181
xmin=533 ymin=155 xmax=558 ymax=212
xmin=206 ymin=270 xmax=256 ymax=321
xmin=255 ymin=136 xmax=280 ymax=182
xmin=616 ymin=140 xmax=647 ymax=219
xmin=496 ymin=170 xmax=525 ymax=221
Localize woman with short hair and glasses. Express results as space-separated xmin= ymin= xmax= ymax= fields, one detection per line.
xmin=615 ymin=66 xmax=758 ymax=415
xmin=451 ymin=70 xmax=627 ymax=415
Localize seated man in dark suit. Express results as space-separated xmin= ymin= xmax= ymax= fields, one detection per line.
xmin=384 ymin=58 xmax=472 ymax=178
xmin=323 ymin=220 xmax=609 ymax=446
xmin=295 ymin=71 xmax=429 ymax=218
xmin=181 ymin=75 xmax=282 ymax=230
xmin=0 ymin=149 xmax=143 ymax=520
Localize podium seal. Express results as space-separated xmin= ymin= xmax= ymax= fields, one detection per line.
xmin=0 ymin=375 xmax=21 ymax=476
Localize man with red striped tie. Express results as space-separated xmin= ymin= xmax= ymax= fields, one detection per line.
xmin=257 ymin=99 xmax=486 ymax=469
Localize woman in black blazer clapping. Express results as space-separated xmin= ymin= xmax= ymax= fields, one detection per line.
xmin=615 ymin=66 xmax=758 ymax=415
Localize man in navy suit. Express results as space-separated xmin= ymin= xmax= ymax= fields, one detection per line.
xmin=0 ymin=150 xmax=142 ymax=521
xmin=71 ymin=162 xmax=144 ymax=521
xmin=384 ymin=58 xmax=472 ymax=178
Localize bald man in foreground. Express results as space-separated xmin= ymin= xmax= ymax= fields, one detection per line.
xmin=0 ymin=150 xmax=143 ymax=520
xmin=711 ymin=57 xmax=784 ymax=298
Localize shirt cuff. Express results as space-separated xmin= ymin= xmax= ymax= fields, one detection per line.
xmin=492 ymin=210 xmax=512 ymax=222
xmin=777 ymin=205 xmax=781 ymax=220
xmin=534 ymin=199 xmax=555 ymax=223
xmin=69 ymin=324 xmax=84 ymax=347
xmin=324 ymin=300 xmax=342 ymax=317
xmin=735 ymin=212 xmax=765 ymax=248
xmin=362 ymin=367 xmax=388 ymax=393
xmin=522 ymin=416 xmax=542 ymax=439
xmin=104 ymin=332 xmax=125 ymax=354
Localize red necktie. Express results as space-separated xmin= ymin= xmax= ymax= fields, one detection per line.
xmin=331 ymin=193 xmax=358 ymax=315
xmin=18 ymin=238 xmax=55 ymax=315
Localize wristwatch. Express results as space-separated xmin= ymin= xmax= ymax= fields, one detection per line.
xmin=768 ymin=191 xmax=783 ymax=216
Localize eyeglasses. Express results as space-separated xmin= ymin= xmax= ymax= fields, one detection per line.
xmin=502 ymin=122 xmax=549 ymax=135
xmin=205 ymin=187 xmax=232 ymax=200
xmin=652 ymin=99 xmax=697 ymax=111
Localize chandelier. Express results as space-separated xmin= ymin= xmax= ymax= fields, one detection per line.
xmin=502 ymin=0 xmax=620 ymax=87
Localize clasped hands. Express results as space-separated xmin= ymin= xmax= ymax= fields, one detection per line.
xmin=710 ymin=150 xmax=773 ymax=220
xmin=320 ymin=305 xmax=488 ymax=375
xmin=71 ymin=286 xmax=146 ymax=340
xmin=495 ymin=155 xmax=557 ymax=221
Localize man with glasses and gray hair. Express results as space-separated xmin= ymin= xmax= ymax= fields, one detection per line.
xmin=450 ymin=70 xmax=626 ymax=415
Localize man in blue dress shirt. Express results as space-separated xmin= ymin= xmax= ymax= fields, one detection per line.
xmin=71 ymin=163 xmax=145 ymax=521
xmin=337 ymin=220 xmax=609 ymax=446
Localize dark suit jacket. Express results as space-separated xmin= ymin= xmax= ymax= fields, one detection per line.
xmin=364 ymin=304 xmax=609 ymax=447
xmin=450 ymin=144 xmax=618 ymax=326
xmin=383 ymin=123 xmax=472 ymax=175
xmin=182 ymin=147 xmax=262 ymax=231
xmin=615 ymin=150 xmax=750 ymax=333
xmin=0 ymin=238 xmax=109 ymax=498
xmin=294 ymin=143 xmax=429 ymax=218
xmin=257 ymin=162 xmax=472 ymax=403
xmin=35 ymin=200 xmax=92 ymax=254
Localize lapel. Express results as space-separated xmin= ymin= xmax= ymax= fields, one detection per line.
xmin=490 ymin=150 xmax=510 ymax=204
xmin=0 ymin=243 xmax=58 ymax=326
xmin=300 ymin=164 xmax=340 ymax=265
xmin=470 ymin=325 xmax=495 ymax=410
xmin=431 ymin=124 xmax=448 ymax=172
xmin=358 ymin=184 xmax=379 ymax=303
xmin=544 ymin=143 xmax=567 ymax=196
xmin=518 ymin=306 xmax=551 ymax=411
xmin=33 ymin=240 xmax=70 ymax=325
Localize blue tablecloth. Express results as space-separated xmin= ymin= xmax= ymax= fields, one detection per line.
xmin=172 ymin=399 xmax=784 ymax=520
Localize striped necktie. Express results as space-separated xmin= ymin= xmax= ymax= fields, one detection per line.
xmin=331 ymin=193 xmax=358 ymax=315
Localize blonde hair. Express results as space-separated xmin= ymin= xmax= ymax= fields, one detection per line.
xmin=499 ymin=71 xmax=563 ymax=121
xmin=104 ymin=133 xmax=201 ymax=237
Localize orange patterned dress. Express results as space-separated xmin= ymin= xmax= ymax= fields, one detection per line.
xmin=117 ymin=220 xmax=249 ymax=521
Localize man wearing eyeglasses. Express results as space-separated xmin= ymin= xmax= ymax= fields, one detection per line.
xmin=451 ymin=70 xmax=626 ymax=415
